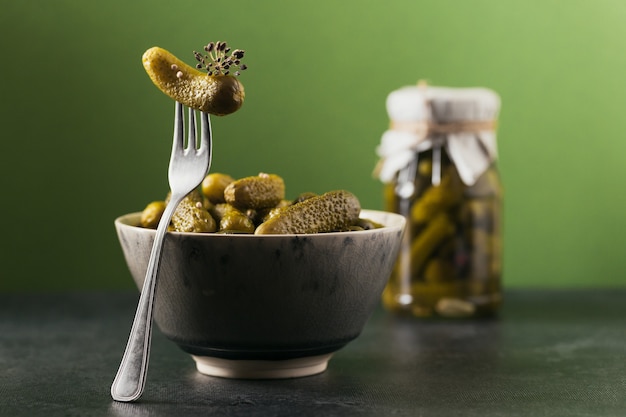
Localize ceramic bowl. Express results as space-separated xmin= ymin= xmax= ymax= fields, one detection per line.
xmin=115 ymin=209 xmax=405 ymax=379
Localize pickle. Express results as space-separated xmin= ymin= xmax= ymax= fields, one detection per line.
xmin=409 ymin=212 xmax=455 ymax=276
xmin=411 ymin=281 xmax=464 ymax=314
xmin=224 ymin=173 xmax=285 ymax=210
xmin=354 ymin=218 xmax=383 ymax=230
xmin=140 ymin=201 xmax=166 ymax=229
xmin=417 ymin=158 xmax=433 ymax=177
xmin=254 ymin=205 xmax=285 ymax=226
xmin=170 ymin=190 xmax=217 ymax=233
xmin=255 ymin=190 xmax=361 ymax=235
xmin=142 ymin=45 xmax=245 ymax=115
xmin=490 ymin=234 xmax=503 ymax=278
xmin=383 ymin=146 xmax=503 ymax=318
xmin=208 ymin=203 xmax=230 ymax=223
xmin=460 ymin=199 xmax=495 ymax=232
xmin=201 ymin=173 xmax=235 ymax=204
xmin=469 ymin=229 xmax=494 ymax=280
xmin=435 ymin=298 xmax=476 ymax=318
xmin=219 ymin=206 xmax=255 ymax=234
xmin=411 ymin=166 xmax=463 ymax=224
xmin=139 ymin=173 xmax=371 ymax=237
xmin=383 ymin=183 xmax=397 ymax=213
xmin=423 ymin=257 xmax=456 ymax=283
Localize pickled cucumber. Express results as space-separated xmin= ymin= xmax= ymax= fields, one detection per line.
xmin=410 ymin=166 xmax=463 ymax=224
xmin=224 ymin=173 xmax=285 ymax=210
xmin=354 ymin=218 xmax=384 ymax=230
xmin=218 ymin=206 xmax=255 ymax=233
xmin=142 ymin=45 xmax=245 ymax=116
xmin=383 ymin=148 xmax=503 ymax=318
xmin=140 ymin=201 xmax=166 ymax=229
xmin=140 ymin=174 xmax=370 ymax=236
xmin=409 ymin=212 xmax=455 ymax=277
xmin=208 ymin=203 xmax=230 ymax=224
xmin=423 ymin=257 xmax=456 ymax=283
xmin=254 ymin=204 xmax=289 ymax=225
xmin=201 ymin=173 xmax=235 ymax=204
xmin=170 ymin=190 xmax=216 ymax=233
xmin=255 ymin=190 xmax=361 ymax=235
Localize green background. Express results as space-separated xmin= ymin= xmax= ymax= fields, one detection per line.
xmin=1 ymin=0 xmax=625 ymax=291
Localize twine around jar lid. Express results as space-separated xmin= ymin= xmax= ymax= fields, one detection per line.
xmin=375 ymin=81 xmax=501 ymax=186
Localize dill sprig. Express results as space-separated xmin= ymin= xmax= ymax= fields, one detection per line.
xmin=193 ymin=41 xmax=247 ymax=76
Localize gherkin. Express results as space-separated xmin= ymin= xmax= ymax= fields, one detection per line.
xmin=255 ymin=190 xmax=361 ymax=235
xmin=170 ymin=190 xmax=216 ymax=233
xmin=224 ymin=173 xmax=285 ymax=210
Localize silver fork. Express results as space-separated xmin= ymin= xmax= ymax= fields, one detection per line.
xmin=111 ymin=102 xmax=212 ymax=402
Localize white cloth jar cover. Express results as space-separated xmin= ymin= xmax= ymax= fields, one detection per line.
xmin=375 ymin=84 xmax=501 ymax=187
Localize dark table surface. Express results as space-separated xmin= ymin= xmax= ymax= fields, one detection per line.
xmin=1 ymin=289 xmax=624 ymax=417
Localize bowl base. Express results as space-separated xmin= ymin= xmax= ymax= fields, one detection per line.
xmin=191 ymin=353 xmax=333 ymax=379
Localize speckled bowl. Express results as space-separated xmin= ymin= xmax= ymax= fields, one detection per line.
xmin=115 ymin=209 xmax=405 ymax=379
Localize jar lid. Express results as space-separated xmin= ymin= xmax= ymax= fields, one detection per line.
xmin=386 ymin=85 xmax=500 ymax=123
xmin=376 ymin=84 xmax=500 ymax=186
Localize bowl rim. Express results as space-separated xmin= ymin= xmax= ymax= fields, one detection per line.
xmin=115 ymin=208 xmax=406 ymax=238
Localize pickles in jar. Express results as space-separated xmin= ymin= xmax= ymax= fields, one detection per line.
xmin=382 ymin=149 xmax=502 ymax=318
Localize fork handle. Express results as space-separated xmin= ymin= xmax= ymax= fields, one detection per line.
xmin=110 ymin=195 xmax=182 ymax=402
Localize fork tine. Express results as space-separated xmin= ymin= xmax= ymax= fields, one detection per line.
xmin=173 ymin=102 xmax=184 ymax=151
xmin=199 ymin=111 xmax=212 ymax=153
xmin=187 ymin=107 xmax=197 ymax=149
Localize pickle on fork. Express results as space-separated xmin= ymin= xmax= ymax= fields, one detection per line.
xmin=142 ymin=41 xmax=246 ymax=116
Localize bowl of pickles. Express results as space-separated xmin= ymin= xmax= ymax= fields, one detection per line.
xmin=115 ymin=172 xmax=405 ymax=379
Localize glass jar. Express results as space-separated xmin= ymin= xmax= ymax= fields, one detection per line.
xmin=375 ymin=84 xmax=503 ymax=318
